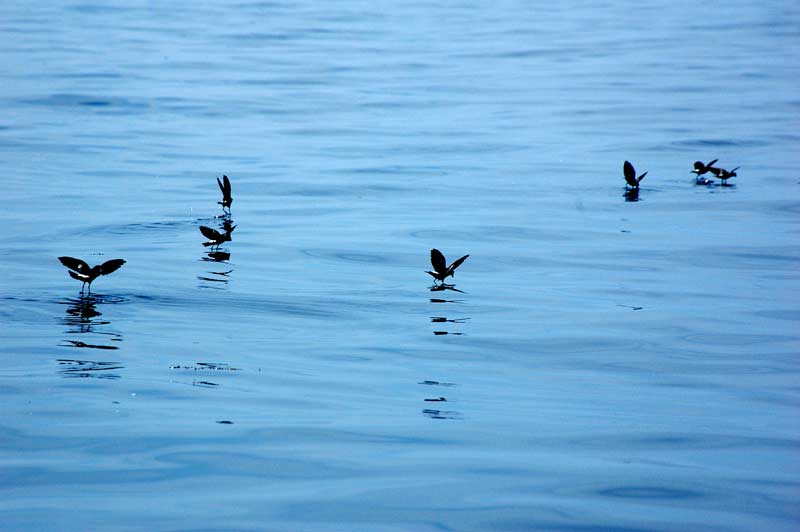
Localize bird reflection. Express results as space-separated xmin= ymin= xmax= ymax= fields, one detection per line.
xmin=57 ymin=358 xmax=122 ymax=379
xmin=60 ymin=295 xmax=124 ymax=355
xmin=197 ymin=219 xmax=235 ymax=287
xmin=431 ymin=316 xmax=470 ymax=323
xmin=623 ymin=188 xmax=640 ymax=202
xmin=203 ymin=251 xmax=231 ymax=262
xmin=430 ymin=284 xmax=465 ymax=293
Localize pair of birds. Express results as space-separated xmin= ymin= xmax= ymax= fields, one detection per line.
xmin=692 ymin=159 xmax=739 ymax=185
xmin=199 ymin=175 xmax=236 ymax=248
xmin=625 ymin=159 xmax=740 ymax=190
xmin=58 ymin=248 xmax=471 ymax=292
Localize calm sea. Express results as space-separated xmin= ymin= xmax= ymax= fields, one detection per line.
xmin=1 ymin=1 xmax=799 ymax=531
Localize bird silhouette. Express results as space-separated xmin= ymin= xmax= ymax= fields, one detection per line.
xmin=199 ymin=221 xmax=235 ymax=248
xmin=623 ymin=160 xmax=648 ymax=189
xmin=217 ymin=175 xmax=232 ymax=213
xmin=426 ymin=248 xmax=469 ymax=285
xmin=714 ymin=166 xmax=739 ymax=186
xmin=691 ymin=159 xmax=719 ymax=177
xmin=58 ymin=256 xmax=125 ymax=293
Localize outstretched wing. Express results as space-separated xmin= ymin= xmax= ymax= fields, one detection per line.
xmin=68 ymin=270 xmax=89 ymax=281
xmin=623 ymin=161 xmax=637 ymax=186
xmin=730 ymin=166 xmax=740 ymax=173
xmin=706 ymin=159 xmax=718 ymax=168
xmin=637 ymin=171 xmax=648 ymax=183
xmin=99 ymin=259 xmax=125 ymax=276
xmin=59 ymin=256 xmax=90 ymax=274
xmin=448 ymin=254 xmax=469 ymax=273
xmin=430 ymin=249 xmax=447 ymax=274
xmin=199 ymin=226 xmax=222 ymax=240
xmin=217 ymin=175 xmax=231 ymax=200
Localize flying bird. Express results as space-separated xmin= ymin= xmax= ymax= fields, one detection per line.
xmin=715 ymin=167 xmax=739 ymax=186
xmin=426 ymin=248 xmax=469 ymax=285
xmin=217 ymin=175 xmax=232 ymax=213
xmin=58 ymin=256 xmax=125 ymax=293
xmin=623 ymin=160 xmax=647 ymax=189
xmin=199 ymin=221 xmax=235 ymax=248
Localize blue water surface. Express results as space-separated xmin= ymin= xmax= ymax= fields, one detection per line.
xmin=1 ymin=1 xmax=799 ymax=531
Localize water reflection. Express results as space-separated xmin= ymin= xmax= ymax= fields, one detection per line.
xmin=61 ymin=295 xmax=124 ymax=344
xmin=57 ymin=358 xmax=122 ymax=379
xmin=58 ymin=295 xmax=125 ymax=378
xmin=623 ymin=188 xmax=640 ymax=202
xmin=197 ymin=219 xmax=235 ymax=287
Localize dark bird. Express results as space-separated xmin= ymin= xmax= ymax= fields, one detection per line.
xmin=217 ymin=175 xmax=232 ymax=213
xmin=426 ymin=248 xmax=469 ymax=285
xmin=623 ymin=160 xmax=648 ymax=189
xmin=199 ymin=222 xmax=235 ymax=248
xmin=58 ymin=256 xmax=125 ymax=293
xmin=692 ymin=159 xmax=719 ymax=184
xmin=692 ymin=159 xmax=719 ymax=177
xmin=714 ymin=167 xmax=739 ymax=186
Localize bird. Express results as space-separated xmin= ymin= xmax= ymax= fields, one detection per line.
xmin=692 ymin=159 xmax=719 ymax=184
xmin=217 ymin=175 xmax=232 ymax=213
xmin=199 ymin=221 xmax=235 ymax=248
xmin=715 ymin=167 xmax=739 ymax=186
xmin=426 ymin=248 xmax=469 ymax=285
xmin=623 ymin=160 xmax=647 ymax=189
xmin=58 ymin=256 xmax=125 ymax=293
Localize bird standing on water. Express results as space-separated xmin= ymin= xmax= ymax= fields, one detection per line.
xmin=623 ymin=160 xmax=648 ymax=189
xmin=217 ymin=175 xmax=232 ymax=214
xmin=426 ymin=248 xmax=469 ymax=285
xmin=58 ymin=256 xmax=126 ymax=293
xmin=199 ymin=221 xmax=236 ymax=248
xmin=692 ymin=159 xmax=719 ymax=184
xmin=714 ymin=167 xmax=739 ymax=186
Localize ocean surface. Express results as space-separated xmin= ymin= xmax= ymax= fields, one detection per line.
xmin=1 ymin=1 xmax=799 ymax=531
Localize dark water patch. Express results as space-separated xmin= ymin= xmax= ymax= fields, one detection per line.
xmin=559 ymin=433 xmax=800 ymax=451
xmin=597 ymin=485 xmax=703 ymax=500
xmin=751 ymin=309 xmax=800 ymax=322
xmin=670 ymin=138 xmax=771 ymax=149
xmin=300 ymin=248 xmax=389 ymax=264
xmin=20 ymin=93 xmax=148 ymax=112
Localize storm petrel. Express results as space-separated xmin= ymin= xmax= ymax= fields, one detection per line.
xmin=426 ymin=248 xmax=469 ymax=285
xmin=58 ymin=256 xmax=125 ymax=293
xmin=217 ymin=175 xmax=232 ymax=213
xmin=199 ymin=222 xmax=235 ymax=248
xmin=715 ymin=167 xmax=739 ymax=186
xmin=692 ymin=159 xmax=719 ymax=177
xmin=623 ymin=160 xmax=648 ymax=189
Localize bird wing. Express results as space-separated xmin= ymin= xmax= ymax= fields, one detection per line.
xmin=707 ymin=159 xmax=718 ymax=168
xmin=448 ymin=254 xmax=469 ymax=272
xmin=637 ymin=171 xmax=648 ymax=183
xmin=199 ymin=226 xmax=222 ymax=240
xmin=730 ymin=166 xmax=740 ymax=173
xmin=223 ymin=175 xmax=231 ymax=197
xmin=68 ymin=270 xmax=90 ymax=281
xmin=623 ymin=161 xmax=637 ymax=186
xmin=59 ymin=256 xmax=90 ymax=274
xmin=99 ymin=259 xmax=125 ymax=276
xmin=430 ymin=249 xmax=447 ymax=274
